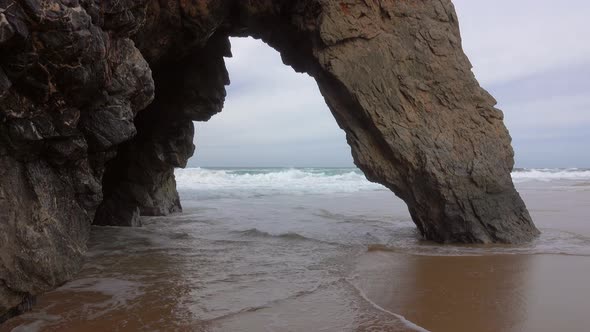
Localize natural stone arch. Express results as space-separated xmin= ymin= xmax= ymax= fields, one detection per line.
xmin=0 ymin=0 xmax=539 ymax=320
xmin=97 ymin=0 xmax=538 ymax=243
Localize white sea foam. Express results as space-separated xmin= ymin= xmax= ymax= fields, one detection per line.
xmin=512 ymin=168 xmax=590 ymax=182
xmin=345 ymin=276 xmax=432 ymax=332
xmin=374 ymin=227 xmax=590 ymax=257
xmin=175 ymin=167 xmax=590 ymax=194
xmin=175 ymin=167 xmax=385 ymax=194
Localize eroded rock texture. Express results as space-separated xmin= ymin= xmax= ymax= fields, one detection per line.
xmin=0 ymin=0 xmax=538 ymax=320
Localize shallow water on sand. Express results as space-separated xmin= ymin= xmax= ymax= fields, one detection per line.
xmin=3 ymin=169 xmax=590 ymax=332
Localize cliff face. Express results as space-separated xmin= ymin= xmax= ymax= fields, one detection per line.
xmin=0 ymin=0 xmax=538 ymax=320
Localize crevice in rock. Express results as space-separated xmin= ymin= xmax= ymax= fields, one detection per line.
xmin=94 ymin=31 xmax=230 ymax=226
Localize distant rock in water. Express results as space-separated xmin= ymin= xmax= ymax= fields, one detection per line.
xmin=0 ymin=0 xmax=538 ymax=320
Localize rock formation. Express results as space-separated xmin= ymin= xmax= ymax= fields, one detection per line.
xmin=0 ymin=0 xmax=539 ymax=321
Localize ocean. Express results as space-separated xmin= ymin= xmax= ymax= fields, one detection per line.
xmin=4 ymin=167 xmax=590 ymax=332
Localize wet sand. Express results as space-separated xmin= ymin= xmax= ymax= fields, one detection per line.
xmin=355 ymin=181 xmax=590 ymax=332
xmin=2 ymin=180 xmax=590 ymax=331
xmin=4 ymin=254 xmax=589 ymax=332
xmin=354 ymin=252 xmax=590 ymax=332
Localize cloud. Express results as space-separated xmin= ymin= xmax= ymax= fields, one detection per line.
xmin=193 ymin=37 xmax=352 ymax=167
xmin=454 ymin=0 xmax=590 ymax=86
xmin=504 ymin=94 xmax=590 ymax=135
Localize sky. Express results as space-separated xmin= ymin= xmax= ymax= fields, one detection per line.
xmin=191 ymin=0 xmax=590 ymax=168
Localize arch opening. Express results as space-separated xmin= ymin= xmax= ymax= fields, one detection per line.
xmin=192 ymin=37 xmax=353 ymax=168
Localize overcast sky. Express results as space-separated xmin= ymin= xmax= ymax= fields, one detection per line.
xmin=191 ymin=0 xmax=590 ymax=168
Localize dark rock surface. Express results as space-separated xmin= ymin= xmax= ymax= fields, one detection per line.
xmin=0 ymin=0 xmax=539 ymax=320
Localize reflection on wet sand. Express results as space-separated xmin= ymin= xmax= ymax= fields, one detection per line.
xmin=207 ymin=281 xmax=418 ymax=332
xmin=354 ymin=251 xmax=590 ymax=332
xmin=1 ymin=231 xmax=418 ymax=332
xmin=1 ymin=228 xmax=208 ymax=332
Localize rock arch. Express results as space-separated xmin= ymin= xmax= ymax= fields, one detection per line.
xmin=0 ymin=0 xmax=538 ymax=319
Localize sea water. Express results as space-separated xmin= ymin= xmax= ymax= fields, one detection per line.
xmin=4 ymin=168 xmax=590 ymax=331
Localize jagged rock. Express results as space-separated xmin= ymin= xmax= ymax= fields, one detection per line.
xmin=0 ymin=0 xmax=539 ymax=320
xmin=0 ymin=0 xmax=153 ymax=319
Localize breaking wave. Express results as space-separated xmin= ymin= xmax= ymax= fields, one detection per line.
xmin=175 ymin=167 xmax=385 ymax=194
xmin=512 ymin=168 xmax=590 ymax=182
xmin=175 ymin=167 xmax=590 ymax=195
